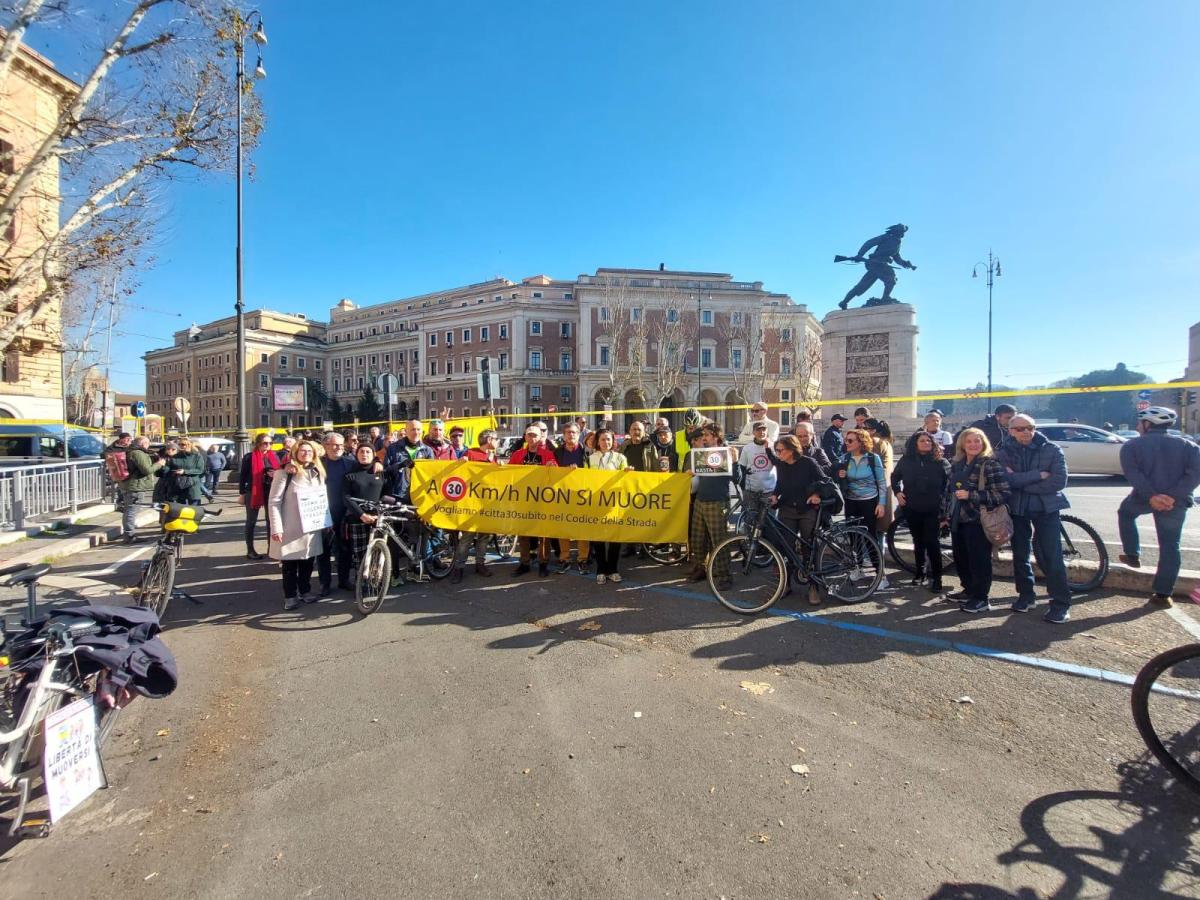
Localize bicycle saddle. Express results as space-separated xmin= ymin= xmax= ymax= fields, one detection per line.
xmin=42 ymin=615 xmax=101 ymax=641
xmin=1 ymin=564 xmax=49 ymax=587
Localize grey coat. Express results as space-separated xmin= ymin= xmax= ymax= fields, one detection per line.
xmin=267 ymin=466 xmax=326 ymax=561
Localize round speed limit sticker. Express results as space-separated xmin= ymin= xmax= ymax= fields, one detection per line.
xmin=441 ymin=476 xmax=468 ymax=502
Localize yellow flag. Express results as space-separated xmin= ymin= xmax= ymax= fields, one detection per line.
xmin=410 ymin=460 xmax=690 ymax=543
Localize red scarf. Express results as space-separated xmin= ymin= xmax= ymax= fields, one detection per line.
xmin=249 ymin=449 xmax=280 ymax=509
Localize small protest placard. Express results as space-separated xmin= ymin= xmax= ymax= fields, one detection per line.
xmin=690 ymin=446 xmax=733 ymax=477
xmin=43 ymin=697 xmax=105 ymax=822
xmin=295 ymin=482 xmax=332 ymax=533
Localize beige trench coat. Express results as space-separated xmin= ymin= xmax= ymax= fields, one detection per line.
xmin=266 ymin=466 xmax=326 ymax=561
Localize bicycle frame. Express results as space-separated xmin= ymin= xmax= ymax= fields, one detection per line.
xmin=745 ymin=504 xmax=864 ymax=587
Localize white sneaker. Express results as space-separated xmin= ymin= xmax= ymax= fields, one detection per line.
xmin=878 ymin=577 xmax=892 ymax=591
xmin=609 ymin=573 xmax=622 ymax=584
xmin=596 ymin=574 xmax=607 ymax=585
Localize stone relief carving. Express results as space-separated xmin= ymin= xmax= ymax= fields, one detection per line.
xmin=846 ymin=333 xmax=889 ymax=354
xmin=845 ymin=353 xmax=888 ymax=375
xmin=846 ymin=375 xmax=890 ymax=394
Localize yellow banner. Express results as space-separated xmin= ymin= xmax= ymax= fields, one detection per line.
xmin=410 ymin=460 xmax=690 ymax=543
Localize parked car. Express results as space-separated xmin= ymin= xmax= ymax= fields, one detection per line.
xmin=1036 ymin=423 xmax=1125 ymax=476
xmin=0 ymin=424 xmax=107 ymax=465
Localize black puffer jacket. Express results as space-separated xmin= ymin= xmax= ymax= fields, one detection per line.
xmin=890 ymin=453 xmax=951 ymax=514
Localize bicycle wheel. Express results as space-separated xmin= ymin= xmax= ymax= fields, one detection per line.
xmin=644 ymin=542 xmax=688 ymax=565
xmin=1057 ymin=514 xmax=1109 ymax=594
xmin=494 ymin=534 xmax=519 ymax=559
xmin=355 ymin=539 xmax=391 ymax=616
xmin=424 ymin=529 xmax=453 ymax=580
xmin=815 ymin=527 xmax=883 ymax=603
xmin=707 ymin=535 xmax=787 ymax=615
xmin=1131 ymin=643 xmax=1200 ymax=795
xmin=138 ymin=550 xmax=177 ymax=621
xmin=735 ymin=510 xmax=776 ymax=569
xmin=886 ymin=518 xmax=955 ymax=576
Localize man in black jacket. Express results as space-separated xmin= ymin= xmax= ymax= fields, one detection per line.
xmin=821 ymin=414 xmax=846 ymax=461
xmin=965 ymin=404 xmax=1017 ymax=451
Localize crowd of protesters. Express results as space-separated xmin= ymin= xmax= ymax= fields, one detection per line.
xmin=106 ymin=400 xmax=1200 ymax=618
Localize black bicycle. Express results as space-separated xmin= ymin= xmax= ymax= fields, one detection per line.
xmin=885 ymin=509 xmax=1108 ymax=593
xmin=353 ymin=500 xmax=453 ymax=616
xmin=1131 ymin=643 xmax=1200 ymax=795
xmin=707 ymin=504 xmax=883 ymax=615
xmin=137 ymin=502 xmax=221 ymax=620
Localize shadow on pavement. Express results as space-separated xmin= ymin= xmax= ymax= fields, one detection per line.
xmin=928 ymin=753 xmax=1200 ymax=898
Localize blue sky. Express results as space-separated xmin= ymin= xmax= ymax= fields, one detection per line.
xmin=25 ymin=1 xmax=1200 ymax=394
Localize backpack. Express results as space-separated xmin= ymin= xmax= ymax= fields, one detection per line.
xmin=105 ymin=447 xmax=130 ymax=483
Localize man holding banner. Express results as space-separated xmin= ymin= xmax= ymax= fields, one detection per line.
xmin=449 ymin=429 xmax=500 ymax=584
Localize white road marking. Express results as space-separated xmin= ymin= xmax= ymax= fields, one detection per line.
xmin=78 ymin=544 xmax=154 ymax=578
xmin=1098 ymin=540 xmax=1200 ymax=553
xmin=1166 ymin=606 xmax=1200 ymax=642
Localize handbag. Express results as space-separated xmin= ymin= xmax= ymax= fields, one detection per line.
xmin=976 ymin=463 xmax=1013 ymax=546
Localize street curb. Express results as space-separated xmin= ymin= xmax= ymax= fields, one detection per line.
xmin=990 ymin=559 xmax=1198 ymax=599
xmin=0 ymin=508 xmax=160 ymax=569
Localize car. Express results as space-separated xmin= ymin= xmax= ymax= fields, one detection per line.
xmin=0 ymin=424 xmax=107 ymax=465
xmin=1115 ymin=429 xmax=1139 ymax=439
xmin=1036 ymin=423 xmax=1125 ymax=476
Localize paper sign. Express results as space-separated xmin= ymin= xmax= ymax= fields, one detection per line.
xmin=43 ymin=697 xmax=105 ymax=822
xmin=294 ymin=481 xmax=332 ymax=533
xmin=689 ymin=446 xmax=733 ymax=477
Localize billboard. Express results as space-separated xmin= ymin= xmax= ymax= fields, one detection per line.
xmin=272 ymin=378 xmax=308 ymax=412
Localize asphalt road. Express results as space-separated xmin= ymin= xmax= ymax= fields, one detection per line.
xmin=1064 ymin=476 xmax=1200 ymax=575
xmin=3 ymin=494 xmax=1200 ymax=898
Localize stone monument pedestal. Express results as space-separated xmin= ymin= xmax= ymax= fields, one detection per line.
xmin=819 ymin=303 xmax=918 ymax=431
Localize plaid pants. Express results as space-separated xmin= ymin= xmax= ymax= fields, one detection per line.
xmin=690 ymin=499 xmax=730 ymax=576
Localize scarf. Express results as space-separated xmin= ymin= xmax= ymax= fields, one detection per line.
xmin=249 ymin=449 xmax=280 ymax=509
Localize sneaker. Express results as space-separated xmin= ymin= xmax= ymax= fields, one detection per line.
xmin=556 ymin=560 xmax=571 ymax=574
xmin=513 ymin=564 xmax=531 ymax=577
xmin=538 ymin=562 xmax=550 ymax=577
xmin=319 ymin=584 xmax=332 ymax=599
xmin=247 ymin=551 xmax=265 ymax=561
xmin=283 ymin=596 xmax=301 ymax=611
xmin=596 ymin=574 xmax=607 ymax=585
xmin=686 ymin=568 xmax=707 ymax=583
xmin=609 ymin=573 xmax=622 ymax=584
xmin=877 ymin=577 xmax=892 ymax=591
xmin=449 ymin=567 xmax=464 ymax=584
xmin=574 ymin=561 xmax=587 ymax=575
xmin=123 ymin=534 xmax=141 ymax=545
xmin=1011 ymin=597 xmax=1036 ymax=613
xmin=945 ymin=589 xmax=970 ymax=601
xmin=960 ymin=599 xmax=990 ymax=614
xmin=1043 ymin=607 xmax=1070 ymax=624
xmin=474 ymin=565 xmax=493 ymax=578
xmin=1150 ymin=593 xmax=1175 ymax=608
xmin=390 ymin=573 xmax=405 ymax=588
xmin=1119 ymin=553 xmax=1142 ymax=569
xmin=907 ymin=575 xmax=925 ymax=587
xmin=300 ymin=593 xmax=317 ymax=604
xmin=808 ymin=585 xmax=823 ymax=606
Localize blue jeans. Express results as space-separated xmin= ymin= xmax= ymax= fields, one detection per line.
xmin=1011 ymin=511 xmax=1071 ymax=610
xmin=118 ymin=487 xmax=147 ymax=537
xmin=1119 ymin=497 xmax=1188 ymax=596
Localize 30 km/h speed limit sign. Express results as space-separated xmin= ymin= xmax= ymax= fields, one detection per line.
xmin=1137 ymin=400 xmax=1151 ymax=412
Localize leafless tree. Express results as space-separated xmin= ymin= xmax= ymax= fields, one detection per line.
xmin=0 ymin=0 xmax=263 ymax=354
xmin=591 ymin=274 xmax=638 ymax=409
xmin=631 ymin=285 xmax=695 ymax=415
xmin=721 ymin=305 xmax=775 ymax=405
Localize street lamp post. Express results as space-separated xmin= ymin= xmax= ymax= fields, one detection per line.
xmin=695 ymin=292 xmax=701 ymax=400
xmin=972 ymin=251 xmax=1001 ymax=395
xmin=233 ymin=12 xmax=267 ymax=463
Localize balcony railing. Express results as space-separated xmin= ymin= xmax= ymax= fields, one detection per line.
xmin=520 ymin=367 xmax=575 ymax=377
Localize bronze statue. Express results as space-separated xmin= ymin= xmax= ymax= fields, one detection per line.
xmin=835 ymin=223 xmax=916 ymax=310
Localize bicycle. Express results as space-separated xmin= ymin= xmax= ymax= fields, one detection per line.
xmin=707 ymin=504 xmax=883 ymax=615
xmin=1131 ymin=643 xmax=1200 ymax=795
xmin=0 ymin=564 xmax=123 ymax=837
xmin=137 ymin=502 xmax=222 ymax=621
xmin=885 ymin=509 xmax=1108 ymax=593
xmin=353 ymin=500 xmax=452 ymax=616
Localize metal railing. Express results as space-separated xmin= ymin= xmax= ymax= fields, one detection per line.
xmin=0 ymin=459 xmax=108 ymax=531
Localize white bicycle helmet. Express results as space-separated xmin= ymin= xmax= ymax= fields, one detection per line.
xmin=1137 ymin=406 xmax=1177 ymax=426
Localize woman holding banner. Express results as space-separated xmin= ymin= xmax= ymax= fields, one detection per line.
xmin=268 ymin=439 xmax=328 ymax=611
xmin=587 ymin=428 xmax=629 ymax=584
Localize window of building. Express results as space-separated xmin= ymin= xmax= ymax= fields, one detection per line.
xmin=599 ymin=307 xmax=610 ymax=323
xmin=357 ymin=376 xmax=365 ymax=390
xmin=463 ymin=388 xmax=471 ymax=400
xmin=529 ymin=384 xmax=542 ymax=400
xmin=700 ymin=348 xmax=713 ymax=368
xmin=259 ymin=374 xmax=269 ymax=388
xmin=370 ymin=327 xmax=377 ymax=336
xmin=731 ymin=349 xmax=743 ymax=370
xmin=499 ymin=385 xmax=508 ymax=399
xmin=429 ymin=359 xmax=438 ymax=376
xmin=780 ymin=357 xmax=792 ymax=376
xmin=334 ymin=335 xmax=340 ymax=343
xmin=429 ymin=333 xmax=438 ymax=346
xmin=462 ymin=357 xmax=471 ymax=373
xmin=560 ymin=385 xmax=571 ymax=401
xmin=462 ymin=328 xmax=471 ymax=343
xmin=397 ymin=372 xmax=406 ymax=387
xmin=397 ymin=351 xmax=405 ymax=365
xmin=446 ymin=389 xmax=453 ymax=401
xmin=780 ymin=389 xmax=793 ymax=402
xmin=480 ymin=326 xmax=490 ymax=342
xmin=530 ymin=321 xmax=542 ymax=336
xmin=630 ymin=307 xmax=641 ymax=323
xmin=384 ymin=324 xmax=391 ymax=333
xmin=259 ymin=396 xmax=268 ymax=408
xmin=499 ymin=352 xmax=509 ymax=370
xmin=260 ymin=352 xmax=269 ymax=363
xmin=667 ymin=309 xmax=679 ymax=323
xmin=731 ymin=311 xmax=743 ymax=326
xmin=532 ymin=291 xmax=543 ymax=299
xmin=261 ymin=413 xmax=269 ymax=427
xmin=560 ymin=322 xmax=572 ymax=338
xmin=564 ymin=292 xmax=573 ymax=300
xmin=297 ymin=357 xmax=306 ymax=369
xmin=357 ymin=330 xmax=364 ymax=340
xmin=560 ymin=351 xmax=571 ymax=370
xmin=412 ymin=350 xmax=419 ymax=364
xmin=702 ymin=310 xmax=713 ymax=326
xmin=529 ymin=350 xmax=543 ymax=370
xmin=445 ymin=330 xmax=453 ymax=347
xmin=780 ymin=410 xmax=792 ymax=427
xmin=370 ymin=354 xmax=377 ymax=366
xmin=780 ymin=328 xmax=793 ymax=342
xmin=314 ymin=360 xmax=322 ymax=371
xmin=499 ymin=324 xmax=509 ymax=339
xmin=599 ymin=345 xmax=610 ymax=366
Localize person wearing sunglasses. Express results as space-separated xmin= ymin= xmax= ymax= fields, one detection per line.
xmin=836 ymin=428 xmax=891 ymax=590
xmin=996 ymin=414 xmax=1071 ymax=622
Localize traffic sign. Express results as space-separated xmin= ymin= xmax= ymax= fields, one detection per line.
xmin=173 ymin=396 xmax=191 ymax=423
xmin=1137 ymin=389 xmax=1153 ymax=401
xmin=132 ymin=401 xmax=146 ymax=418
xmin=1137 ymin=400 xmax=1150 ymax=412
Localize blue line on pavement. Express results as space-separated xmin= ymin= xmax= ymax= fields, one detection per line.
xmin=620 ymin=576 xmax=1140 ymax=688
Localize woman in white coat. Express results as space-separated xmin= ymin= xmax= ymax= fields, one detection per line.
xmin=268 ymin=439 xmax=327 ymax=610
